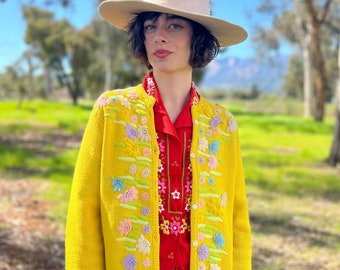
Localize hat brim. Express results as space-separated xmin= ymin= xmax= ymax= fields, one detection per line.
xmin=99 ymin=0 xmax=247 ymax=47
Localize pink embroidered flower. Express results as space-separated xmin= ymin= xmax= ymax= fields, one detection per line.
xmin=158 ymin=141 xmax=165 ymax=152
xmin=199 ymin=137 xmax=209 ymax=152
xmin=143 ymin=258 xmax=151 ymax=267
xmin=118 ymin=186 xmax=138 ymax=203
xmin=169 ymin=220 xmax=181 ymax=236
xmin=198 ymin=199 xmax=205 ymax=208
xmin=142 ymin=192 xmax=149 ymax=201
xmin=96 ymin=95 xmax=110 ymax=108
xmin=130 ymin=114 xmax=138 ymax=123
xmin=158 ymin=180 xmax=166 ymax=194
xmin=199 ymin=176 xmax=206 ymax=185
xmin=208 ymin=155 xmax=218 ymax=170
xmin=143 ymin=148 xmax=151 ymax=157
xmin=198 ymin=232 xmax=205 ymax=241
xmin=127 ymin=90 xmax=138 ymax=99
xmin=118 ymin=219 xmax=132 ymax=236
xmin=136 ymin=234 xmax=150 ymax=254
xmin=185 ymin=180 xmax=192 ymax=193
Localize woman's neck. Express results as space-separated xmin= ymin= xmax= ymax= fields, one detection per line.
xmin=153 ymin=70 xmax=193 ymax=123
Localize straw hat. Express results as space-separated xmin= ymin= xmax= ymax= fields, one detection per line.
xmin=99 ymin=0 xmax=247 ymax=47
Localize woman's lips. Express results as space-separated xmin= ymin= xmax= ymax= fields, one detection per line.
xmin=154 ymin=50 xmax=172 ymax=59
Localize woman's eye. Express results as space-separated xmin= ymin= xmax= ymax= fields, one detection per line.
xmin=169 ymin=23 xmax=182 ymax=29
xmin=144 ymin=24 xmax=156 ymax=31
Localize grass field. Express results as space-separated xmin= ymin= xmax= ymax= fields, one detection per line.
xmin=0 ymin=98 xmax=339 ymax=269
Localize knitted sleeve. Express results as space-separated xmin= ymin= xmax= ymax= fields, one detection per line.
xmin=65 ymin=103 xmax=105 ymax=269
xmin=233 ymin=129 xmax=252 ymax=269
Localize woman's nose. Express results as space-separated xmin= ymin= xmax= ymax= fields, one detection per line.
xmin=154 ymin=28 xmax=168 ymax=44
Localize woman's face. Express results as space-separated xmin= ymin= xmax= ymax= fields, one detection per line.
xmin=143 ymin=13 xmax=193 ymax=73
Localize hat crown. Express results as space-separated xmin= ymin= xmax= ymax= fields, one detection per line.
xmin=141 ymin=0 xmax=211 ymax=15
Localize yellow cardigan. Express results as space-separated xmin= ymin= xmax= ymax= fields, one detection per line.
xmin=65 ymin=85 xmax=252 ymax=269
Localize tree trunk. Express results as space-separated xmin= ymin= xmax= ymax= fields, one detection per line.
xmin=328 ymin=33 xmax=340 ymax=166
xmin=104 ymin=22 xmax=112 ymax=91
xmin=302 ymin=34 xmax=313 ymax=118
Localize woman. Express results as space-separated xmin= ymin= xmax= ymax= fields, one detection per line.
xmin=65 ymin=0 xmax=252 ymax=269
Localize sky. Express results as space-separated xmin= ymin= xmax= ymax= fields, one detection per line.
xmin=0 ymin=0 xmax=263 ymax=73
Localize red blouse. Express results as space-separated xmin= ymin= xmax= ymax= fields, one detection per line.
xmin=143 ymin=73 xmax=199 ymax=269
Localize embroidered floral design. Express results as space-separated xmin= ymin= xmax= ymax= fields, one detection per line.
xmin=129 ymin=164 xmax=137 ymax=174
xmin=111 ymin=177 xmax=125 ymax=192
xmin=123 ymin=254 xmax=137 ymax=270
xmin=227 ymin=117 xmax=237 ymax=133
xmin=221 ymin=192 xmax=227 ymax=207
xmin=118 ymin=219 xmax=132 ymax=236
xmin=210 ymin=116 xmax=222 ymax=128
xmin=199 ymin=137 xmax=209 ymax=152
xmin=198 ymin=244 xmax=209 ymax=261
xmin=141 ymin=207 xmax=150 ymax=216
xmin=137 ymin=126 xmax=151 ymax=142
xmin=198 ymin=264 xmax=207 ymax=270
xmin=160 ymin=219 xmax=170 ymax=235
xmin=130 ymin=114 xmax=138 ymax=123
xmin=171 ymin=189 xmax=180 ymax=199
xmin=126 ymin=123 xmax=137 ymax=141
xmin=141 ymin=192 xmax=150 ymax=201
xmin=180 ymin=218 xmax=188 ymax=233
xmin=185 ymin=180 xmax=192 ymax=193
xmin=143 ymin=258 xmax=151 ymax=267
xmin=210 ymin=264 xmax=221 ymax=270
xmin=158 ymin=180 xmax=166 ymax=194
xmin=118 ymin=186 xmax=138 ymax=203
xmin=169 ymin=220 xmax=182 ymax=236
xmin=213 ymin=233 xmax=226 ymax=248
xmin=143 ymin=147 xmax=151 ymax=157
xmin=96 ymin=95 xmax=110 ymax=108
xmin=142 ymin=225 xmax=151 ymax=234
xmin=208 ymin=155 xmax=218 ymax=170
xmin=141 ymin=168 xmax=151 ymax=178
xmin=136 ymin=234 xmax=150 ymax=254
xmin=209 ymin=140 xmax=219 ymax=154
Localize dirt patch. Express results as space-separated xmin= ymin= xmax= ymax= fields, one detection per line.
xmin=0 ymin=179 xmax=64 ymax=270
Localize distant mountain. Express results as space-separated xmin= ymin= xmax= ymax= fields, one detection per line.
xmin=199 ymin=55 xmax=289 ymax=93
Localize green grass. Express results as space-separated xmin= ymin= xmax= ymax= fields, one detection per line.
xmin=0 ymin=98 xmax=339 ymax=269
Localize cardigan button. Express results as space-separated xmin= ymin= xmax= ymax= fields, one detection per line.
xmin=193 ymin=240 xmax=198 ymax=246
xmin=192 ymin=204 xmax=198 ymax=210
xmin=190 ymin=153 xmax=196 ymax=159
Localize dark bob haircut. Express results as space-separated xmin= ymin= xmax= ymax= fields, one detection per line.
xmin=128 ymin=12 xmax=220 ymax=69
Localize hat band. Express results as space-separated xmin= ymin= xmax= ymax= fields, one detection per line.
xmin=141 ymin=0 xmax=211 ymax=15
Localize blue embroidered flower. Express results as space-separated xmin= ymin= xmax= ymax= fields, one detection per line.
xmin=198 ymin=244 xmax=209 ymax=261
xmin=111 ymin=177 xmax=125 ymax=192
xmin=213 ymin=233 xmax=226 ymax=248
xmin=208 ymin=176 xmax=214 ymax=185
xmin=209 ymin=140 xmax=219 ymax=154
xmin=123 ymin=254 xmax=137 ymax=270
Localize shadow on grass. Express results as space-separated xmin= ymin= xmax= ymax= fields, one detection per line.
xmin=250 ymin=213 xmax=340 ymax=250
xmin=0 ymin=229 xmax=64 ymax=270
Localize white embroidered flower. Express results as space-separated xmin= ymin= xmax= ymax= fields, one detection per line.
xmin=210 ymin=264 xmax=221 ymax=270
xmin=221 ymin=192 xmax=228 ymax=207
xmin=199 ymin=137 xmax=209 ymax=152
xmin=227 ymin=117 xmax=237 ymax=133
xmin=198 ymin=263 xmax=206 ymax=270
xmin=158 ymin=203 xmax=165 ymax=213
xmin=171 ymin=189 xmax=181 ymax=199
xmin=136 ymin=234 xmax=150 ymax=254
